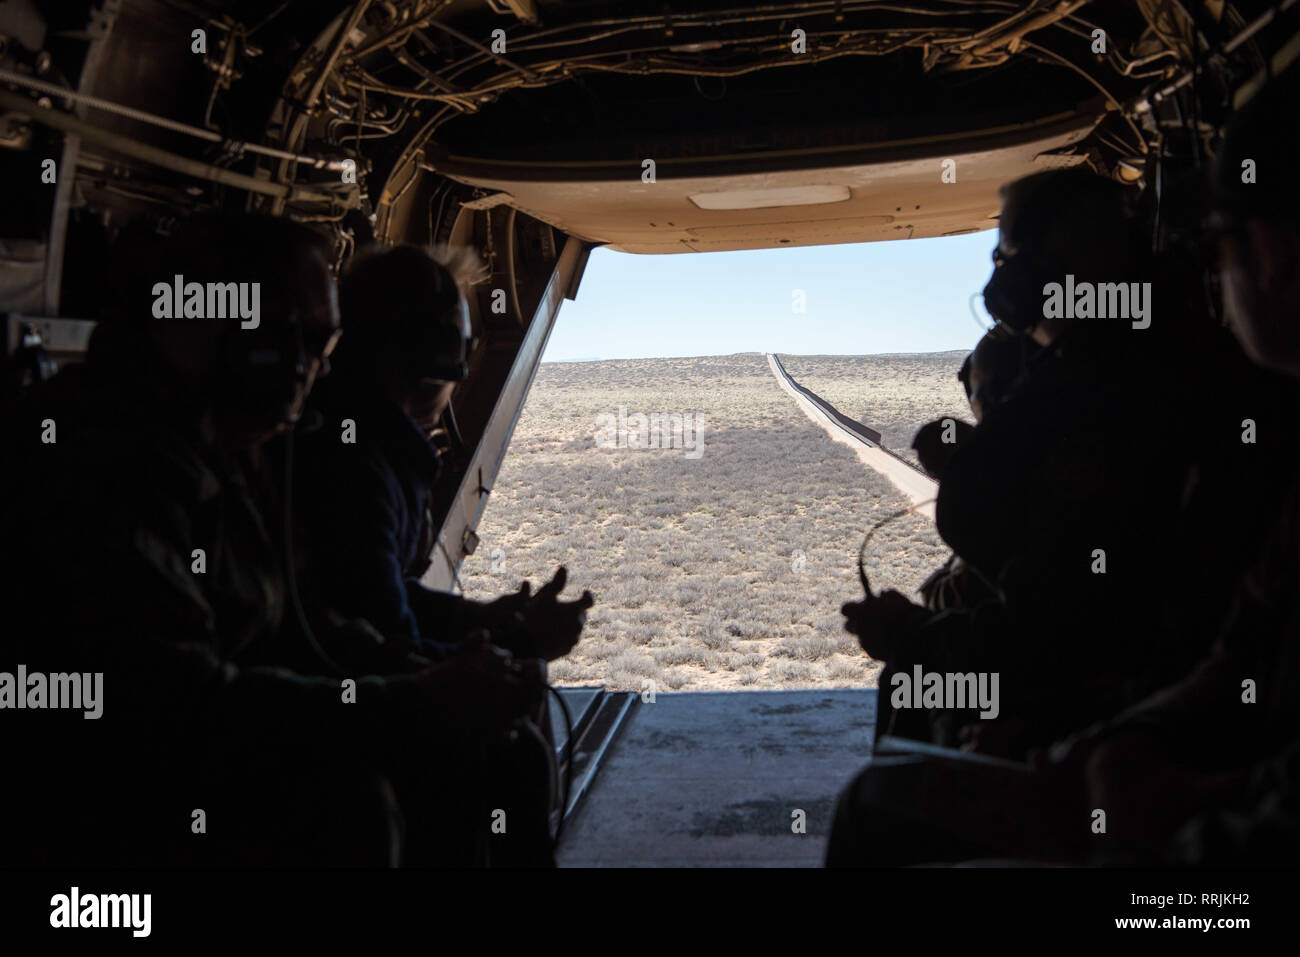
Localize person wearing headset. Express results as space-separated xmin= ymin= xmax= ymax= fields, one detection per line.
xmin=829 ymin=170 xmax=1205 ymax=865
xmin=284 ymin=244 xmax=595 ymax=866
xmin=1 ymin=212 xmax=519 ymax=866
xmin=840 ymin=169 xmax=1201 ymax=763
xmin=287 ymin=243 xmax=594 ymax=675
xmin=882 ymin=327 xmax=1037 ymax=746
xmin=1057 ymin=58 xmax=1300 ymax=866
xmin=830 ymin=63 xmax=1300 ymax=868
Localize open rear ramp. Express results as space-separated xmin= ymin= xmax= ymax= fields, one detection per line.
xmin=557 ymin=688 xmax=878 ymax=867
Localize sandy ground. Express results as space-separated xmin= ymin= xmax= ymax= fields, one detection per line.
xmin=458 ymin=354 xmax=952 ymax=692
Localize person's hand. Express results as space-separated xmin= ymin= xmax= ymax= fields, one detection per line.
xmin=485 ymin=581 xmax=532 ymax=618
xmin=841 ymin=589 xmax=923 ymax=662
xmin=518 ymin=566 xmax=594 ymax=662
xmin=413 ymin=631 xmax=544 ymax=732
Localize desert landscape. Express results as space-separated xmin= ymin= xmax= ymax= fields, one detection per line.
xmin=457 ymin=352 xmax=971 ymax=692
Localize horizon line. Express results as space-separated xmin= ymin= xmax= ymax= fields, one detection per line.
xmin=543 ymin=348 xmax=971 ymax=363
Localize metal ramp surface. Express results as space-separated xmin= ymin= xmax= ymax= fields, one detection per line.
xmin=556 ymin=688 xmax=878 ymax=867
xmin=548 ymin=686 xmax=638 ymax=825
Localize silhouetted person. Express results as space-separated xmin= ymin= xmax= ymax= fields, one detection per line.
xmin=1062 ymin=59 xmax=1300 ymax=865
xmin=827 ymin=63 xmax=1300 ymax=867
xmin=287 ymin=244 xmax=593 ymax=671
xmin=962 ymin=324 xmax=1034 ymax=422
xmin=881 ymin=327 xmax=1029 ymax=742
xmin=912 ymin=324 xmax=1029 ymax=480
xmin=0 ymin=214 xmax=543 ymax=866
xmin=845 ymin=169 xmax=1199 ymax=754
xmin=283 ymin=245 xmax=595 ymax=864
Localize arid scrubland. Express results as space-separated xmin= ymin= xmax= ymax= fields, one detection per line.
xmin=456 ymin=353 xmax=952 ymax=692
xmin=778 ymin=352 xmax=972 ymax=465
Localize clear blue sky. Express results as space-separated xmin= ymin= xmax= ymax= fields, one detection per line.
xmin=542 ymin=229 xmax=998 ymax=361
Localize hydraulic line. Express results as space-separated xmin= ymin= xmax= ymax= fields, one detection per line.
xmin=1135 ymin=0 xmax=1300 ymax=111
xmin=0 ymin=66 xmax=351 ymax=171
xmin=0 ymin=88 xmax=341 ymax=206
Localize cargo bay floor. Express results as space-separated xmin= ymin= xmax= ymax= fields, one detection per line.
xmin=548 ymin=687 xmax=878 ymax=867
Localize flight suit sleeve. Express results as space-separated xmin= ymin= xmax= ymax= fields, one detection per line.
xmin=9 ymin=426 xmax=426 ymax=769
xmin=295 ymin=443 xmax=426 ymax=647
xmin=404 ymin=583 xmax=534 ymax=658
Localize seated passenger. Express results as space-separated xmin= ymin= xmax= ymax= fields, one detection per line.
xmin=0 ymin=214 xmax=546 ymax=866
xmin=846 ymin=169 xmax=1199 ymax=753
xmin=828 ymin=61 xmax=1300 ymax=867
xmin=285 ymin=244 xmax=594 ymax=674
xmin=913 ymin=326 xmax=1028 ymax=481
xmin=915 ymin=324 xmax=1034 ymax=607
xmin=881 ymin=327 xmax=1029 ymax=743
xmin=960 ymin=323 xmax=1032 ymax=425
xmin=1071 ymin=58 xmax=1300 ymax=865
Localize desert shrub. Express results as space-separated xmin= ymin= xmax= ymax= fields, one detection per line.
xmin=457 ymin=353 xmax=951 ymax=692
xmin=828 ymin=656 xmax=869 ymax=680
xmin=607 ymin=651 xmax=658 ymax=677
xmin=653 ymin=645 xmax=722 ymax=669
xmin=768 ymin=659 xmax=820 ymax=682
xmin=835 ymin=634 xmax=862 ymax=656
xmin=588 ymin=638 xmax=630 ymax=661
xmin=772 ymin=635 xmax=839 ymax=661
xmin=664 ymin=669 xmax=693 ymax=690
xmin=698 ymin=628 xmax=736 ymax=652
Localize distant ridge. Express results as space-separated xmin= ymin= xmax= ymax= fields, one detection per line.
xmin=776 ymin=350 xmax=969 ymax=359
